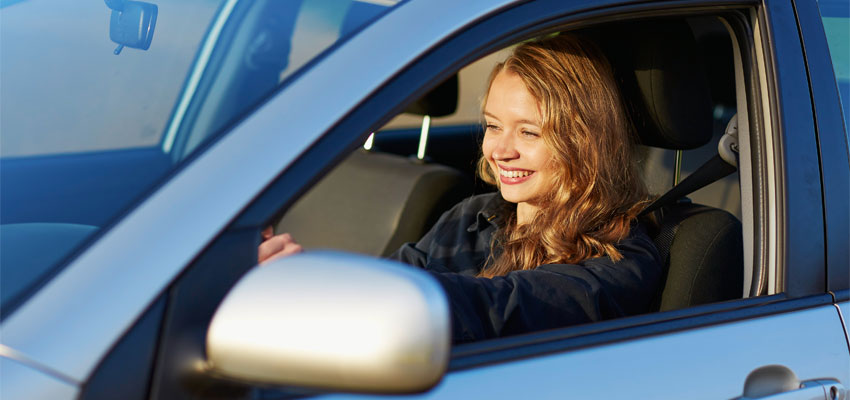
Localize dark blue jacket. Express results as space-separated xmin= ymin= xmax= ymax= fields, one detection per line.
xmin=390 ymin=193 xmax=661 ymax=343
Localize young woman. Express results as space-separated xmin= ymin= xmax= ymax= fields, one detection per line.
xmin=260 ymin=33 xmax=661 ymax=343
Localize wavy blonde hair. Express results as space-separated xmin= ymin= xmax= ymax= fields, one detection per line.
xmin=477 ymin=33 xmax=649 ymax=278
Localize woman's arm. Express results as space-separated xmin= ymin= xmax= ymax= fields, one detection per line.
xmin=432 ymin=226 xmax=661 ymax=343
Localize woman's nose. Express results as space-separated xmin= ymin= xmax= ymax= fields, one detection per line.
xmin=492 ymin=131 xmax=519 ymax=160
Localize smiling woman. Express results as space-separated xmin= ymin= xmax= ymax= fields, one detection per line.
xmin=476 ymin=34 xmax=651 ymax=278
xmin=389 ymin=34 xmax=660 ymax=342
xmin=263 ymin=33 xmax=661 ymax=343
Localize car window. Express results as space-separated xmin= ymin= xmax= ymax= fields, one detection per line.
xmin=817 ymin=0 xmax=850 ymax=144
xmin=0 ymin=0 xmax=401 ymax=312
xmin=276 ymin=15 xmax=749 ymax=334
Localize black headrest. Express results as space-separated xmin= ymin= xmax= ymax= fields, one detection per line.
xmin=589 ymin=20 xmax=713 ymax=150
xmin=405 ymin=75 xmax=458 ymax=117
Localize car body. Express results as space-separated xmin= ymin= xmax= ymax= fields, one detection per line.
xmin=1 ymin=0 xmax=848 ymax=399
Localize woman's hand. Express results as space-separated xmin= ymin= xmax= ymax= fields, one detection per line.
xmin=258 ymin=227 xmax=303 ymax=264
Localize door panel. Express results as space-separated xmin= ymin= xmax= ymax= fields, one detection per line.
xmin=326 ymin=305 xmax=848 ymax=399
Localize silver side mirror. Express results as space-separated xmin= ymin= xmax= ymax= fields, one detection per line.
xmin=206 ymin=251 xmax=451 ymax=393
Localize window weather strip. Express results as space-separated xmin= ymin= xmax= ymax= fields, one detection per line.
xmin=354 ymin=0 xmax=400 ymax=6
xmin=161 ymin=0 xmax=240 ymax=153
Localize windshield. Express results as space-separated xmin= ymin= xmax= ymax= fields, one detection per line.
xmin=0 ymin=0 xmax=400 ymax=314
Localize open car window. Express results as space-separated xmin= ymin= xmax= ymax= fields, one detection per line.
xmin=275 ymin=14 xmax=752 ymax=341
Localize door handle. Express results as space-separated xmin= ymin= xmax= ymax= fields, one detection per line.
xmin=735 ymin=365 xmax=846 ymax=400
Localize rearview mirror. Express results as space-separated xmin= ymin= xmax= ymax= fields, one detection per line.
xmin=206 ymin=252 xmax=451 ymax=393
xmin=105 ymin=0 xmax=158 ymax=55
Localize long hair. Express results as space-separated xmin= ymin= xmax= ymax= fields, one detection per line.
xmin=477 ymin=33 xmax=649 ymax=278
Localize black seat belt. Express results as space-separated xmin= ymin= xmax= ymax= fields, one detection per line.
xmin=641 ymin=154 xmax=737 ymax=217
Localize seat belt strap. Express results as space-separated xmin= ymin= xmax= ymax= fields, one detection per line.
xmin=641 ymin=154 xmax=736 ymax=217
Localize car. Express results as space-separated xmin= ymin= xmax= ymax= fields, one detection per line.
xmin=1 ymin=0 xmax=848 ymax=399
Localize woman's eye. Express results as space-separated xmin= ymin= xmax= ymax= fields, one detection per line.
xmin=522 ymin=130 xmax=540 ymax=137
xmin=485 ymin=124 xmax=500 ymax=131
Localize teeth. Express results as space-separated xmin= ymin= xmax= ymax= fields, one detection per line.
xmin=499 ymin=169 xmax=532 ymax=178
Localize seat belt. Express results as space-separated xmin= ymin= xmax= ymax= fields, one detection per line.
xmin=640 ymin=115 xmax=740 ymax=277
xmin=641 ymin=154 xmax=736 ymax=216
xmin=641 ymin=114 xmax=740 ymax=217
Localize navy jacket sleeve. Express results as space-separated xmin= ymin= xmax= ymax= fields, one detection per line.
xmin=430 ymin=227 xmax=660 ymax=342
xmin=389 ymin=194 xmax=662 ymax=343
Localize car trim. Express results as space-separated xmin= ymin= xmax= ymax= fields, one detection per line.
xmin=753 ymin=10 xmax=782 ymax=296
xmin=832 ymin=298 xmax=850 ymax=355
xmin=792 ymin=0 xmax=850 ymax=292
xmin=160 ymin=0 xmax=240 ymax=153
xmin=0 ymin=345 xmax=78 ymax=386
xmin=761 ymin=0 xmax=827 ymax=296
xmin=722 ymin=11 xmax=768 ymax=297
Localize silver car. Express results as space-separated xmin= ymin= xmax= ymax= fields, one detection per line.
xmin=1 ymin=0 xmax=848 ymax=398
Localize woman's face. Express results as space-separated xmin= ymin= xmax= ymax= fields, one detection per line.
xmin=482 ymin=69 xmax=556 ymax=209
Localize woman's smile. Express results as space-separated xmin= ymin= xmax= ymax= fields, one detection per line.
xmin=498 ymin=165 xmax=535 ymax=184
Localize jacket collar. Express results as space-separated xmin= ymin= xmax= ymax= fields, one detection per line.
xmin=467 ymin=194 xmax=511 ymax=232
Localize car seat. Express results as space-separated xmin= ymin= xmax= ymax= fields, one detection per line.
xmin=276 ymin=76 xmax=471 ymax=256
xmin=589 ymin=20 xmax=744 ymax=311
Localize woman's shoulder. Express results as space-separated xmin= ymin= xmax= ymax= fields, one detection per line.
xmin=443 ymin=192 xmax=509 ymax=228
xmin=455 ymin=192 xmax=503 ymax=212
xmin=621 ymin=221 xmax=659 ymax=255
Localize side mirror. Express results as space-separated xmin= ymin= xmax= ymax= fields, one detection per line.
xmin=105 ymin=0 xmax=158 ymax=55
xmin=206 ymin=252 xmax=451 ymax=393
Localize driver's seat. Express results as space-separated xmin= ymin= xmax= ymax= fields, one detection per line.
xmin=590 ymin=20 xmax=744 ymax=311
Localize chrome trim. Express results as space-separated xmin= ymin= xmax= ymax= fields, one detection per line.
xmin=1 ymin=356 xmax=78 ymax=400
xmin=836 ymin=302 xmax=849 ymax=352
xmin=356 ymin=0 xmax=400 ymax=5
xmin=161 ymin=0 xmax=241 ymax=153
xmin=0 ymin=344 xmax=78 ymax=386
xmin=1 ymin=0 xmax=514 ymax=383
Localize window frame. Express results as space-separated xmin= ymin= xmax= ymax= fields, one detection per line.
xmin=791 ymin=0 xmax=850 ymax=292
xmin=234 ymin=0 xmax=822 ymax=360
xmin=756 ymin=0 xmax=827 ymax=296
